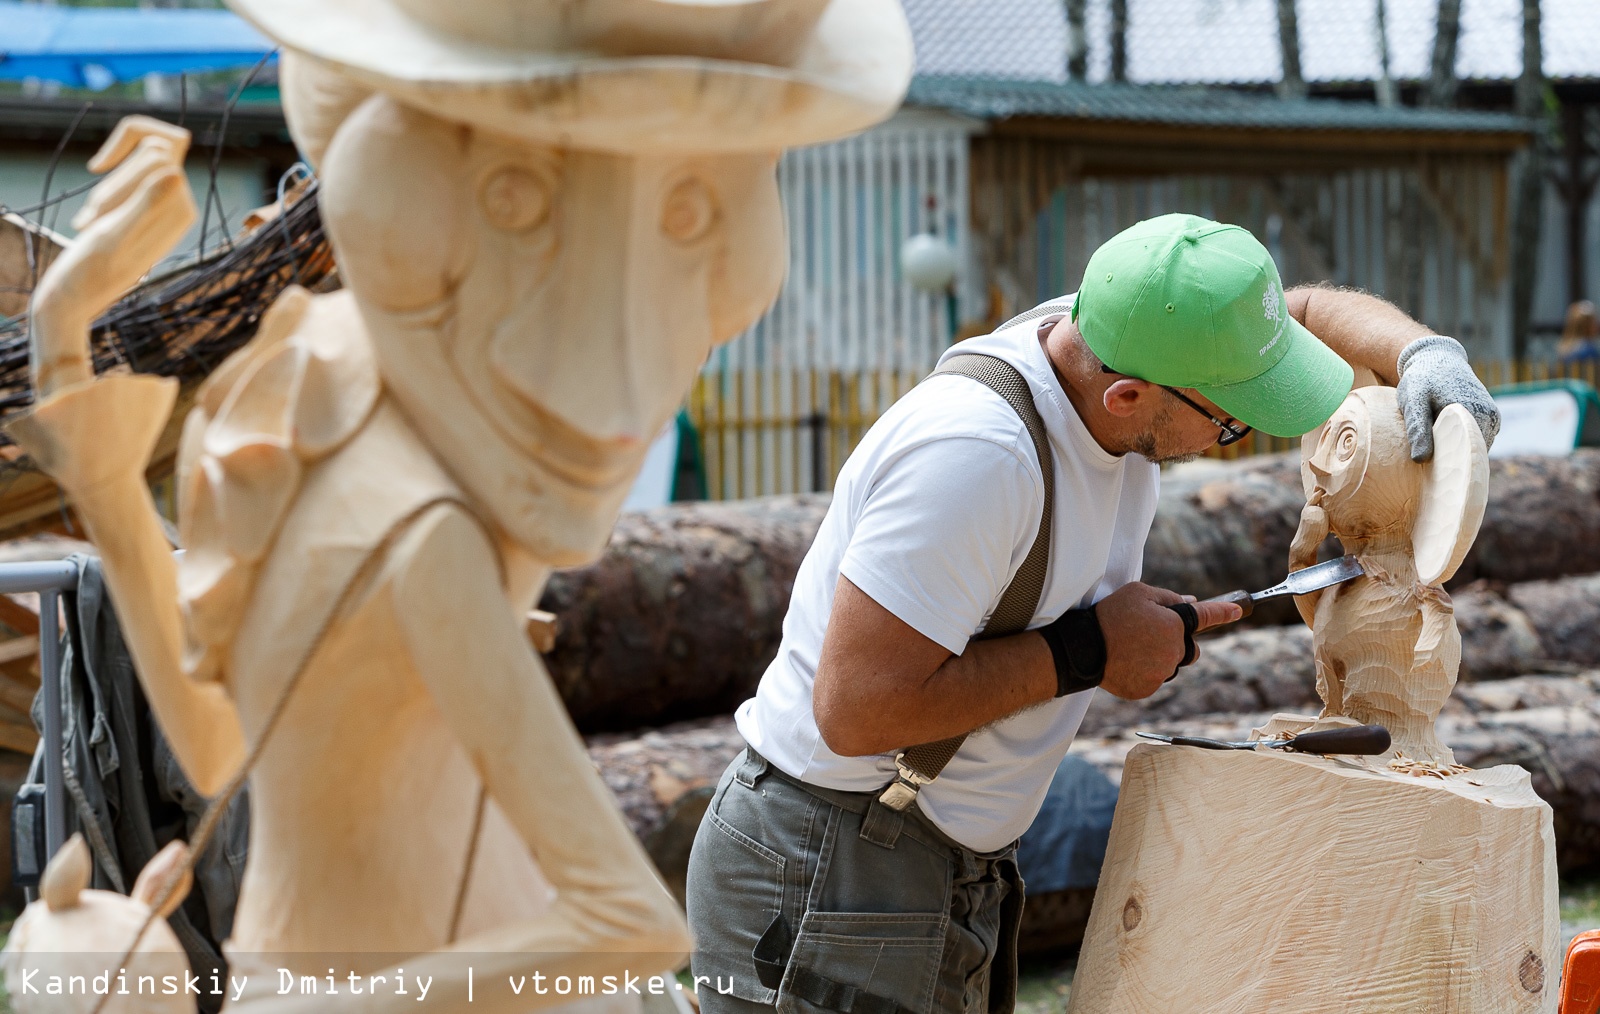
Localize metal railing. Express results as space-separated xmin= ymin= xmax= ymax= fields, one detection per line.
xmin=0 ymin=560 xmax=78 ymax=866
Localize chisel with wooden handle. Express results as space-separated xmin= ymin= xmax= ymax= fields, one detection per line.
xmin=1135 ymin=724 xmax=1392 ymax=755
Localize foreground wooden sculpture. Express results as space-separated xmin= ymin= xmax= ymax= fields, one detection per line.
xmin=1 ymin=2 xmax=912 ymax=1010
xmin=1067 ymin=388 xmax=1560 ymax=1014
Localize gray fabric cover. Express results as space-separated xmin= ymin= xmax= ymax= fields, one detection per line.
xmin=26 ymin=554 xmax=249 ymax=1013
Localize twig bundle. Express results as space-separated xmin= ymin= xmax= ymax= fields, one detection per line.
xmin=0 ymin=182 xmax=335 ymax=443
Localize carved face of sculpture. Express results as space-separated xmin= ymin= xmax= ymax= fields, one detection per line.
xmin=1302 ymin=393 xmax=1375 ymax=513
xmin=1301 ymin=386 xmax=1489 ymax=586
xmin=1301 ymin=387 xmax=1415 ymax=538
xmin=317 ymin=94 xmax=787 ymax=560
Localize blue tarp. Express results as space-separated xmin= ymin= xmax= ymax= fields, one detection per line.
xmin=0 ymin=2 xmax=273 ymax=89
xmin=1016 ymin=754 xmax=1119 ymax=893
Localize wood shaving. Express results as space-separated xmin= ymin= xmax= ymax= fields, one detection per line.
xmin=1387 ymin=752 xmax=1471 ymax=779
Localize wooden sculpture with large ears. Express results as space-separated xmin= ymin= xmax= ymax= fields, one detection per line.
xmin=1288 ymin=386 xmax=1489 ymax=763
xmin=0 ymin=835 xmax=193 ymax=1014
xmin=5 ymin=1 xmax=913 ymax=1010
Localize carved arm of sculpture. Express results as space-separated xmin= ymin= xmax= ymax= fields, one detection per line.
xmin=1288 ymin=499 xmax=1330 ymax=628
xmin=8 ymin=118 xmax=245 ymax=795
xmin=250 ymin=503 xmax=688 ymax=1014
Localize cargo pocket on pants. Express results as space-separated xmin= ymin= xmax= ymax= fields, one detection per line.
xmin=775 ymin=911 xmax=947 ymax=1014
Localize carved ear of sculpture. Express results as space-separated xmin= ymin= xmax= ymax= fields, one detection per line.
xmin=1412 ymin=403 xmax=1489 ymax=587
xmin=40 ymin=834 xmax=91 ymax=912
xmin=131 ymin=840 xmax=193 ymax=919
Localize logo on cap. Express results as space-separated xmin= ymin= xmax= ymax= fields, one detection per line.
xmin=1262 ymin=286 xmax=1285 ymax=324
xmin=1259 ymin=285 xmax=1287 ymax=356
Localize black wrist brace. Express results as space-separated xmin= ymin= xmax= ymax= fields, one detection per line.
xmin=1038 ymin=606 xmax=1107 ymax=697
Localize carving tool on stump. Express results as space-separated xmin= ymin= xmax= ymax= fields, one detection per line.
xmin=1135 ymin=724 xmax=1392 ymax=755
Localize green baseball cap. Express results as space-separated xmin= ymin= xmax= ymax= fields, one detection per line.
xmin=1072 ymin=214 xmax=1353 ymax=438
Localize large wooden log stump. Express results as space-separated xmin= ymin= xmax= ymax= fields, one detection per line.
xmin=1066 ymin=741 xmax=1559 ymax=1013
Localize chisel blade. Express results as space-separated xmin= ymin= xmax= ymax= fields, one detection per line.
xmin=1253 ymin=555 xmax=1364 ymax=602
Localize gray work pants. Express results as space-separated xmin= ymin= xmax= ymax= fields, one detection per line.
xmin=685 ymin=748 xmax=1023 ymax=1014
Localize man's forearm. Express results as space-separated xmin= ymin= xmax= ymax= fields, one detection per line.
xmin=815 ymin=629 xmax=1056 ymax=757
xmin=896 ymin=634 xmax=1057 ymax=750
xmin=1287 ymin=284 xmax=1432 ymax=384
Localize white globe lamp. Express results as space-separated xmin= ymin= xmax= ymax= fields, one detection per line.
xmin=900 ymin=233 xmax=958 ymax=293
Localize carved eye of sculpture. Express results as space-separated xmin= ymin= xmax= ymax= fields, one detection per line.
xmin=1335 ymin=423 xmax=1360 ymax=463
xmin=479 ymin=166 xmax=552 ymax=233
xmin=661 ymin=177 xmax=717 ymax=244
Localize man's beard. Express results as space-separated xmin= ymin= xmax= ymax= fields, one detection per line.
xmin=1129 ymin=404 xmax=1204 ymax=466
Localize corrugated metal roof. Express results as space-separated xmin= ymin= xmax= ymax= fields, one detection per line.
xmin=903 ymin=0 xmax=1600 ymax=86
xmin=906 ymin=74 xmax=1531 ymax=134
xmin=903 ymin=0 xmax=1069 ymax=82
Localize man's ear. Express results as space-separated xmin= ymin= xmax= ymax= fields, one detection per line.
xmin=1103 ymin=377 xmax=1156 ymax=418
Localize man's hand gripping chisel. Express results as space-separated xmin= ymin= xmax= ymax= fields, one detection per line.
xmin=1162 ymin=556 xmax=1365 ymax=677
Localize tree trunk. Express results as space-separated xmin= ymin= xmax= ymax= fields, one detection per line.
xmin=1373 ymin=0 xmax=1398 ymax=108
xmin=1275 ymin=0 xmax=1306 ymax=99
xmin=1109 ymin=0 xmax=1127 ymax=83
xmin=540 ymin=495 xmax=828 ymax=732
xmin=1510 ymin=0 xmax=1545 ymax=360
xmin=1064 ymin=0 xmax=1088 ymax=81
xmin=1425 ymin=0 xmax=1462 ymax=108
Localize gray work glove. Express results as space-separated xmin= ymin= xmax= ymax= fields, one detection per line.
xmin=1395 ymin=335 xmax=1500 ymax=462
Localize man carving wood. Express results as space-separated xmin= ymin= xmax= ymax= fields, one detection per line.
xmin=686 ymin=214 xmax=1502 ymax=1014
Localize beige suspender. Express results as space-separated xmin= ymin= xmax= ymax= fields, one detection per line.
xmin=877 ymin=351 xmax=1056 ymax=812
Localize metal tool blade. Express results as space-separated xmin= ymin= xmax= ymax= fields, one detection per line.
xmin=1253 ymin=555 xmax=1364 ymax=602
xmin=1136 ymin=724 xmax=1391 ymax=755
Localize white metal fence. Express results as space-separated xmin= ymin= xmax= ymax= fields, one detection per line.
xmin=698 ymin=112 xmax=978 ymax=499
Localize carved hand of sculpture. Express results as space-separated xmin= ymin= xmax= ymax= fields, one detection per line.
xmin=1288 ymin=500 xmax=1329 ymax=627
xmin=1296 ymin=387 xmax=1487 ymax=763
xmin=7 ymin=117 xmax=245 ymax=795
xmin=30 ymin=116 xmax=194 ymax=399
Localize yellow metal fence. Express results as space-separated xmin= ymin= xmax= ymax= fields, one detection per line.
xmin=686 ymin=359 xmax=1600 ymax=500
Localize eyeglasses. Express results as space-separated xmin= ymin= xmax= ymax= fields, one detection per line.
xmin=1159 ymin=386 xmax=1254 ymax=446
xmin=1100 ymin=364 xmax=1253 ymax=447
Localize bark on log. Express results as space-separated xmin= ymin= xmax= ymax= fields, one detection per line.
xmin=1508 ymin=573 xmax=1600 ymax=669
xmin=1080 ymin=625 xmax=1316 ymax=735
xmin=541 ymin=496 xmax=828 ymax=732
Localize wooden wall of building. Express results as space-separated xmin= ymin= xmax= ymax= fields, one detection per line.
xmin=971 ymin=136 xmax=1515 ymax=361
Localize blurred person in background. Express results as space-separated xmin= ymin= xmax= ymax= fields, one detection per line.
xmin=1558 ymin=300 xmax=1600 ymax=363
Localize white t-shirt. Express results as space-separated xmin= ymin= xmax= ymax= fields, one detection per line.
xmin=734 ymin=298 xmax=1162 ymax=852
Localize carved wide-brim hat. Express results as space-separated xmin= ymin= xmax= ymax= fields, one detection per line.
xmin=227 ymin=0 xmax=914 ymax=153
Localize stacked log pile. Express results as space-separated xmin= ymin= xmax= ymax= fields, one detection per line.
xmin=587 ymin=671 xmax=1600 ymax=952
xmin=587 ymin=674 xmax=1600 ymax=875
xmin=548 ymin=451 xmax=1600 ymax=731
